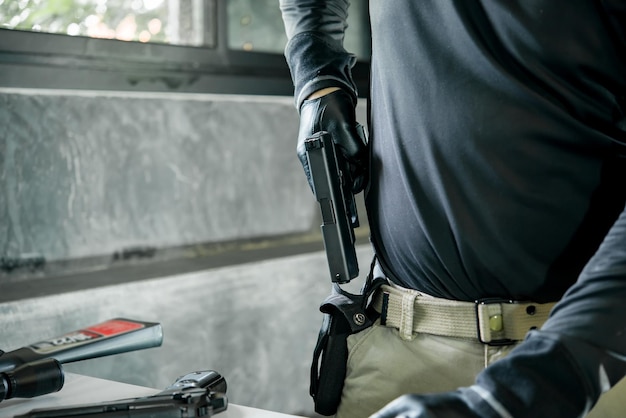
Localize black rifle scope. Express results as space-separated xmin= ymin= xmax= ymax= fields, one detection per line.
xmin=0 ymin=358 xmax=64 ymax=402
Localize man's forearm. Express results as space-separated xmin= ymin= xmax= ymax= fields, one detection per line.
xmin=280 ymin=0 xmax=358 ymax=108
xmin=472 ymin=207 xmax=626 ymax=417
xmin=307 ymin=86 xmax=341 ymax=99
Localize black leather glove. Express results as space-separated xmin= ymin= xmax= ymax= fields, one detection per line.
xmin=297 ymin=89 xmax=368 ymax=194
xmin=370 ymin=391 xmax=482 ymax=418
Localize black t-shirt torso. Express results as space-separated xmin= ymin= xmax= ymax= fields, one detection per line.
xmin=366 ymin=0 xmax=626 ymax=302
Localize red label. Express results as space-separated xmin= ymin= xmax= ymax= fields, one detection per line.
xmin=86 ymin=319 xmax=144 ymax=336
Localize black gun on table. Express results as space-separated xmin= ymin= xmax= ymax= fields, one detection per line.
xmin=304 ymin=130 xmax=364 ymax=284
xmin=14 ymin=370 xmax=228 ymax=418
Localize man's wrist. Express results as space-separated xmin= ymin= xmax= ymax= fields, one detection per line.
xmin=306 ymin=87 xmax=341 ymax=100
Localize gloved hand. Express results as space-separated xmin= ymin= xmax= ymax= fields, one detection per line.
xmin=297 ymin=89 xmax=368 ymax=194
xmin=369 ymin=391 xmax=482 ymax=418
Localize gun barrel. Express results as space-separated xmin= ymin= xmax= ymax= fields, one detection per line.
xmin=305 ymin=131 xmax=360 ymax=283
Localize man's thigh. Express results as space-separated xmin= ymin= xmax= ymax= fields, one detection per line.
xmin=335 ymin=321 xmax=624 ymax=418
xmin=336 ymin=321 xmax=492 ymax=418
xmin=587 ymin=376 xmax=626 ymax=418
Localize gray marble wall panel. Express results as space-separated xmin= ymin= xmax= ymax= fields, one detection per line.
xmin=0 ymin=89 xmax=312 ymax=264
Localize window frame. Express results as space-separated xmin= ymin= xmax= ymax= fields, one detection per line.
xmin=0 ymin=0 xmax=370 ymax=96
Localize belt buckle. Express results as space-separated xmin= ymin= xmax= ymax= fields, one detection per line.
xmin=475 ymin=298 xmax=516 ymax=346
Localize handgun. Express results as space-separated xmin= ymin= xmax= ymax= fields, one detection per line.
xmin=14 ymin=370 xmax=228 ymax=418
xmin=304 ymin=130 xmax=364 ymax=284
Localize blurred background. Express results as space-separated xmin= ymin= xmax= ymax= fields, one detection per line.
xmin=0 ymin=1 xmax=371 ymax=416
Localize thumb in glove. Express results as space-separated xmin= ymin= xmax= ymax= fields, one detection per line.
xmin=369 ymin=390 xmax=484 ymax=418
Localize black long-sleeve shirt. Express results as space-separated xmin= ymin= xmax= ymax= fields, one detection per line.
xmin=281 ymin=1 xmax=626 ymax=416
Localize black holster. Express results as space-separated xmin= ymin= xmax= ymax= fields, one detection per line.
xmin=310 ymin=276 xmax=385 ymax=416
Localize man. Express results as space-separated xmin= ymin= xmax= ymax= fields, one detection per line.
xmin=280 ymin=1 xmax=626 ymax=417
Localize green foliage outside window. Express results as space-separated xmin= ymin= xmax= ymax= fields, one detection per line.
xmin=0 ymin=0 xmax=367 ymax=56
xmin=0 ymin=0 xmax=201 ymax=45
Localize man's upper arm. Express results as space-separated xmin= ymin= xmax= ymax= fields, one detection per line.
xmin=279 ymin=0 xmax=350 ymax=42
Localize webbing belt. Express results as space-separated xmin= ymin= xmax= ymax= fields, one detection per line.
xmin=371 ymin=284 xmax=557 ymax=345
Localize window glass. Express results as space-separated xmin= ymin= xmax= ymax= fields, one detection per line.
xmin=0 ymin=0 xmax=210 ymax=46
xmin=227 ymin=0 xmax=371 ymax=59
xmin=0 ymin=0 xmax=370 ymax=58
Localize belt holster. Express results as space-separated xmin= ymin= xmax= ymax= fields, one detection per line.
xmin=310 ymin=263 xmax=385 ymax=416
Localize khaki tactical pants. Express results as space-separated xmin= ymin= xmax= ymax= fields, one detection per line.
xmin=335 ymin=320 xmax=625 ymax=418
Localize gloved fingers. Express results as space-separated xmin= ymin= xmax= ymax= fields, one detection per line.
xmin=298 ymin=125 xmax=368 ymax=194
xmin=296 ymin=89 xmax=369 ymax=194
xmin=346 ymin=131 xmax=369 ymax=193
xmin=369 ymin=391 xmax=482 ymax=418
xmin=369 ymin=394 xmax=432 ymax=418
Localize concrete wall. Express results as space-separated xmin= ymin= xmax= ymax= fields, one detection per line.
xmin=0 ymin=88 xmax=371 ymax=416
xmin=0 ymin=89 xmax=312 ymax=267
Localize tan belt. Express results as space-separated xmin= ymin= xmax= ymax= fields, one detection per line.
xmin=371 ymin=284 xmax=557 ymax=344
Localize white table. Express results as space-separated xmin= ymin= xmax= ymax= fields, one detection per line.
xmin=0 ymin=373 xmax=304 ymax=418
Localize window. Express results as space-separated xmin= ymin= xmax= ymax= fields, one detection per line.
xmin=227 ymin=0 xmax=370 ymax=59
xmin=0 ymin=0 xmax=371 ymax=95
xmin=0 ymin=0 xmax=212 ymax=46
